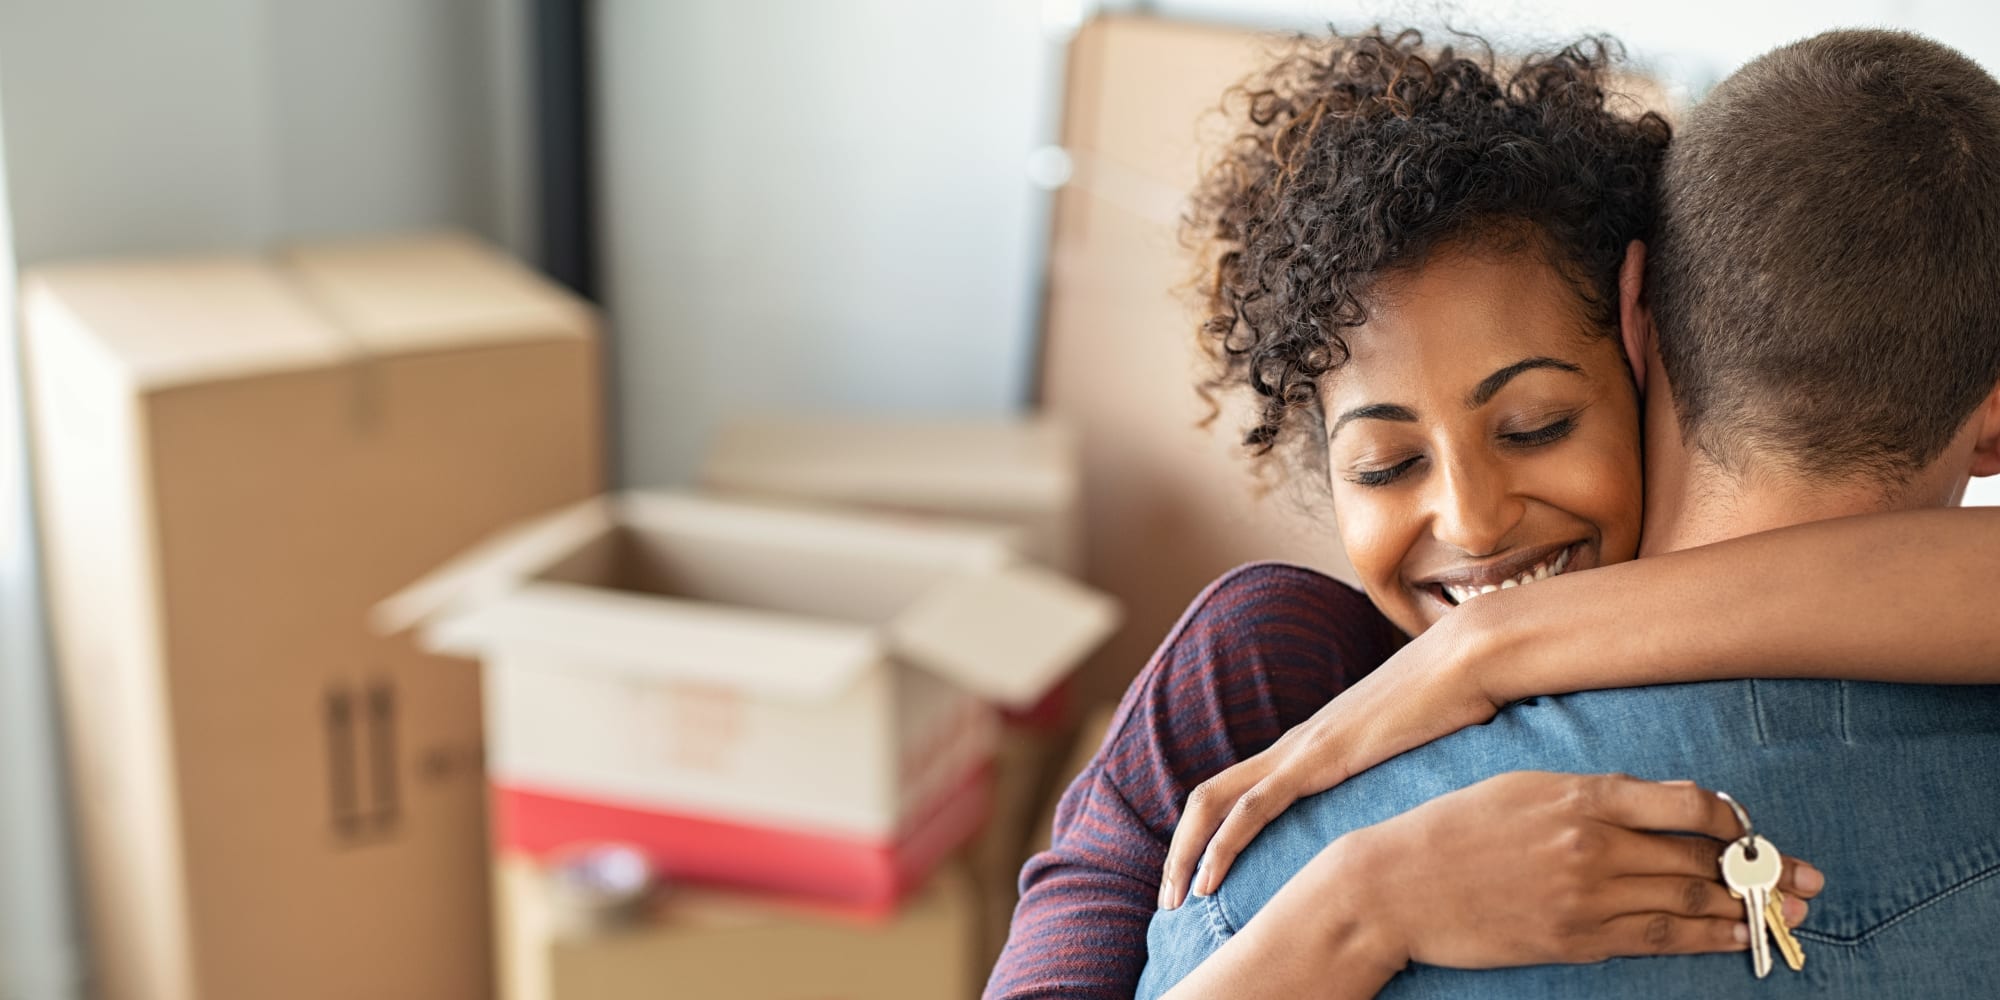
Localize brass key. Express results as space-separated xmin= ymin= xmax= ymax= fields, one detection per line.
xmin=1763 ymin=888 xmax=1807 ymax=972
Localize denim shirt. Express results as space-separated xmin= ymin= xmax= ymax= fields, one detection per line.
xmin=1139 ymin=679 xmax=2000 ymax=999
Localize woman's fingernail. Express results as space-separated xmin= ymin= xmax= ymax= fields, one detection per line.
xmin=1796 ymin=864 xmax=1824 ymax=893
xmin=1191 ymin=861 xmax=1212 ymax=898
xmin=1158 ymin=882 xmax=1171 ymax=910
xmin=1662 ymin=779 xmax=1696 ymax=786
xmin=1733 ymin=923 xmax=1750 ymax=943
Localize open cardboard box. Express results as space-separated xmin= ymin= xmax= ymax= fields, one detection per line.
xmin=378 ymin=492 xmax=1118 ymax=910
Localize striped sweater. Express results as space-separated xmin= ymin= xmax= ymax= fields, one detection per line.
xmin=985 ymin=562 xmax=1403 ymax=999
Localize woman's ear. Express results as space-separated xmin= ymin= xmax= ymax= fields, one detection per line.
xmin=1618 ymin=240 xmax=1650 ymax=394
xmin=1968 ymin=381 xmax=2000 ymax=478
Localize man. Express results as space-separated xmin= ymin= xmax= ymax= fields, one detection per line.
xmin=1139 ymin=28 xmax=2000 ymax=998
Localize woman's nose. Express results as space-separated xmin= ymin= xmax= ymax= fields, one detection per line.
xmin=1428 ymin=456 xmax=1525 ymax=557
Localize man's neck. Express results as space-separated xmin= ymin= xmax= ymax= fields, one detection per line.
xmin=1638 ymin=458 xmax=1900 ymax=555
xmin=1632 ymin=355 xmax=1915 ymax=555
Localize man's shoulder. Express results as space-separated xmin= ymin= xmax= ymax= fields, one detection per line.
xmin=1259 ymin=677 xmax=2000 ymax=853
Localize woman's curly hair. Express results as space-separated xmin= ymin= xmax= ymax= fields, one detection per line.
xmin=1187 ymin=27 xmax=1671 ymax=481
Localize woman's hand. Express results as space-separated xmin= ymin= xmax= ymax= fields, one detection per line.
xmin=1298 ymin=772 xmax=1824 ymax=971
xmin=1161 ymin=614 xmax=1502 ymax=909
xmin=1156 ymin=772 xmax=1826 ymax=999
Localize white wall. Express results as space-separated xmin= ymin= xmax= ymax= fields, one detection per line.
xmin=1967 ymin=477 xmax=2000 ymax=507
xmin=0 ymin=91 xmax=77 ymax=1000
xmin=596 ymin=0 xmax=1065 ymax=485
xmin=0 ymin=4 xmax=525 ymax=997
xmin=0 ymin=0 xmax=521 ymax=266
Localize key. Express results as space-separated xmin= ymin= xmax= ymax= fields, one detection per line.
xmin=1763 ymin=888 xmax=1807 ymax=972
xmin=1720 ymin=834 xmax=1784 ymax=978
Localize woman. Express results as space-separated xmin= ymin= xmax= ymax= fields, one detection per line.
xmin=986 ymin=25 xmax=1999 ymax=1000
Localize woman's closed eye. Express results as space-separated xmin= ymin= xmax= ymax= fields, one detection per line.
xmin=1345 ymin=414 xmax=1581 ymax=488
xmin=1348 ymin=455 xmax=1422 ymax=487
xmin=1501 ymin=414 xmax=1578 ymax=448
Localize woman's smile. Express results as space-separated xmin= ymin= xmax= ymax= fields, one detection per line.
xmin=1415 ymin=537 xmax=1585 ymax=610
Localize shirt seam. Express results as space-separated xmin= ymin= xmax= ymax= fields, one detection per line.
xmin=1195 ymin=889 xmax=1239 ymax=945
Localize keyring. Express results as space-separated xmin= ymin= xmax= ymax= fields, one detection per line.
xmin=1716 ymin=791 xmax=1757 ymax=854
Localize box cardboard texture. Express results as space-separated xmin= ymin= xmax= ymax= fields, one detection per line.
xmin=22 ymin=233 xmax=602 ymax=1000
xmin=496 ymin=855 xmax=978 ymax=1000
xmin=700 ymin=415 xmax=1084 ymax=575
xmin=378 ymin=492 xmax=1118 ymax=911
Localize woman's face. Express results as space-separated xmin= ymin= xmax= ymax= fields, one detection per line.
xmin=1323 ymin=245 xmax=1644 ymax=637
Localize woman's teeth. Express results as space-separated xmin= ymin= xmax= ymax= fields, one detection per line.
xmin=1440 ymin=547 xmax=1572 ymax=606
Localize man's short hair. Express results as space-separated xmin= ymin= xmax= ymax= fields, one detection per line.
xmin=1649 ymin=29 xmax=2000 ymax=483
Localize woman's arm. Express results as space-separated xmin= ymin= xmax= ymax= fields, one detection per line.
xmin=1156 ymin=773 xmax=1818 ymax=1000
xmin=1463 ymin=506 xmax=2000 ymax=702
xmin=1159 ymin=505 xmax=2000 ymax=906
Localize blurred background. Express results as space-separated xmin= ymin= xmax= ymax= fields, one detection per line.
xmin=3 ymin=2 xmax=1999 ymax=999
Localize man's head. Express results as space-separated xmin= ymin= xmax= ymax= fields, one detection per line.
xmin=1634 ymin=29 xmax=2000 ymax=527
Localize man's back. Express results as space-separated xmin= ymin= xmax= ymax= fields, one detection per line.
xmin=1140 ymin=679 xmax=2000 ymax=998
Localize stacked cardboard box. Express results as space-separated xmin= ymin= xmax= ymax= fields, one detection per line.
xmin=379 ymin=491 xmax=1119 ymax=916
xmin=21 ymin=233 xmax=602 ymax=1000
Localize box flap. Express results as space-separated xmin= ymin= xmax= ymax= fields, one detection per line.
xmin=701 ymin=416 xmax=1076 ymax=513
xmin=370 ymin=497 xmax=615 ymax=637
xmin=279 ymin=231 xmax=594 ymax=357
xmin=888 ymin=563 xmax=1119 ymax=709
xmin=614 ymin=491 xmax=1020 ymax=572
xmin=20 ymin=258 xmax=353 ymax=391
xmin=425 ymin=582 xmax=881 ymax=701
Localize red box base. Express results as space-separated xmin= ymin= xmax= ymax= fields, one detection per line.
xmin=493 ymin=765 xmax=992 ymax=917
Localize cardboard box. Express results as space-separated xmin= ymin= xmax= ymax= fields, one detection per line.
xmin=700 ymin=415 xmax=1083 ymax=574
xmin=22 ymin=233 xmax=602 ymax=1000
xmin=378 ymin=491 xmax=1119 ymax=910
xmin=496 ymin=854 xmax=978 ymax=1000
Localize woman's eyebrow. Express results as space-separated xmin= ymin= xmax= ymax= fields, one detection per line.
xmin=1466 ymin=356 xmax=1585 ymax=408
xmin=1330 ymin=403 xmax=1418 ymax=439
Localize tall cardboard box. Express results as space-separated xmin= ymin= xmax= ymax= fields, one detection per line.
xmin=22 ymin=233 xmax=601 ymax=1000
xmin=377 ymin=491 xmax=1118 ymax=911
xmin=496 ymin=854 xmax=978 ymax=1000
xmin=1039 ymin=17 xmax=1364 ymax=708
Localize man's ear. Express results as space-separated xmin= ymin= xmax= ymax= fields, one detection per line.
xmin=1968 ymin=381 xmax=2000 ymax=478
xmin=1618 ymin=240 xmax=1650 ymax=394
